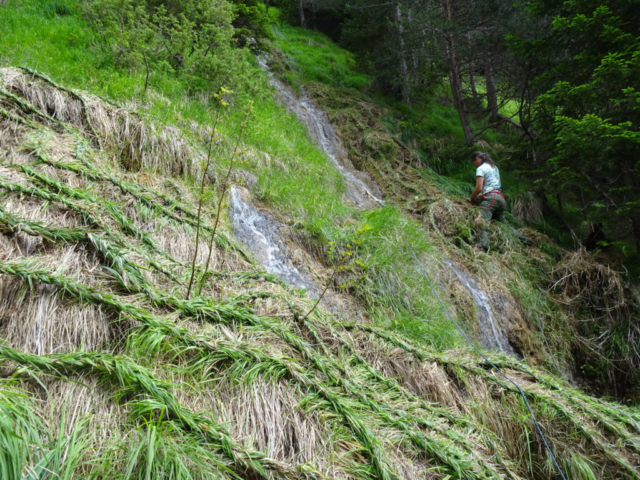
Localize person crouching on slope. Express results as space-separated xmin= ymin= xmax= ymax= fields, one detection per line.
xmin=469 ymin=151 xmax=532 ymax=252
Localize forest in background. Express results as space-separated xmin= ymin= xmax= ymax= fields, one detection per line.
xmin=45 ymin=0 xmax=640 ymax=268
xmin=277 ymin=0 xmax=640 ymax=269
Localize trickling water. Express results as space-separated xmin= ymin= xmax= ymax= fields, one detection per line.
xmin=227 ymin=56 xmax=381 ymax=296
xmin=259 ymin=57 xmax=382 ymax=209
xmin=256 ymin=57 xmax=517 ymax=349
xmin=444 ymin=259 xmax=515 ymax=355
xmin=229 ymin=186 xmax=318 ymax=295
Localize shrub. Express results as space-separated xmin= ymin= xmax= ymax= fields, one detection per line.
xmin=83 ymin=0 xmax=248 ymax=94
xmin=41 ymin=1 xmax=74 ymax=17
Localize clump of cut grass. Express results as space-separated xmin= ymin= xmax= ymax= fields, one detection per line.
xmin=551 ymin=248 xmax=627 ymax=316
xmin=550 ymin=248 xmax=639 ymax=387
xmin=2 ymin=67 xmax=202 ymax=177
xmin=0 ymin=344 xmax=319 ymax=480
xmin=511 ymin=191 xmax=544 ymax=223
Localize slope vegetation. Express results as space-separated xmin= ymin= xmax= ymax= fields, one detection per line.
xmin=268 ymin=20 xmax=640 ymax=394
xmin=1 ymin=66 xmax=639 ymax=480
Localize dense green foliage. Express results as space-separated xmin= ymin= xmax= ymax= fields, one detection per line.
xmin=510 ymin=0 xmax=640 ymax=255
xmin=84 ymin=0 xmax=264 ymax=93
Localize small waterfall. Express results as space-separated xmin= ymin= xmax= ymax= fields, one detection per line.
xmin=444 ymin=259 xmax=515 ymax=355
xmin=259 ymin=57 xmax=382 ymax=209
xmin=229 ymin=186 xmax=318 ymax=295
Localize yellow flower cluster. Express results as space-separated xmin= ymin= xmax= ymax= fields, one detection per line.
xmin=213 ymin=86 xmax=233 ymax=107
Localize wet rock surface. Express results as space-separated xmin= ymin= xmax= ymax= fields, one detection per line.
xmin=444 ymin=258 xmax=516 ymax=356
xmin=260 ymin=58 xmax=383 ymax=209
xmin=228 ymin=185 xmax=319 ymax=296
xmin=228 ymin=186 xmax=370 ymax=320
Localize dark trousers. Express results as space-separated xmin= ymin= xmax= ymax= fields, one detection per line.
xmin=478 ymin=192 xmax=530 ymax=250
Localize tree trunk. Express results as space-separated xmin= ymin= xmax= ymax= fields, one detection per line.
xmin=631 ymin=214 xmax=640 ymax=253
xmin=468 ymin=34 xmax=478 ymax=99
xmin=311 ymin=1 xmax=317 ymax=30
xmin=299 ymin=0 xmax=306 ymax=28
xmin=485 ymin=53 xmax=499 ymax=120
xmin=395 ymin=4 xmax=411 ymax=106
xmin=408 ymin=9 xmax=419 ymax=84
xmin=470 ymin=65 xmax=478 ymax=98
xmin=443 ymin=0 xmax=474 ymax=145
xmin=446 ymin=39 xmax=474 ymax=145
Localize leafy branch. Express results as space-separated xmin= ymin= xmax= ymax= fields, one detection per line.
xmin=186 ymin=88 xmax=230 ymax=299
xmin=196 ymin=99 xmax=254 ymax=296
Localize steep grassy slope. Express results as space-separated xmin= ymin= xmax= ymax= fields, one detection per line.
xmin=266 ymin=19 xmax=640 ymax=394
xmin=1 ymin=0 xmax=474 ymax=352
xmin=1 ymin=2 xmax=640 ymax=479
xmin=1 ymin=64 xmax=640 ymax=480
xmin=0 ymin=0 xmax=583 ymax=376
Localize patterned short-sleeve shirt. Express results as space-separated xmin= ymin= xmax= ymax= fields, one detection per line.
xmin=476 ymin=163 xmax=501 ymax=195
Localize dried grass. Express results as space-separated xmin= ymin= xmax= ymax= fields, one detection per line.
xmin=350 ymin=330 xmax=466 ymax=409
xmin=31 ymin=375 xmax=122 ymax=449
xmin=551 ymin=248 xmax=627 ymax=317
xmin=1 ymin=188 xmax=83 ymax=230
xmin=212 ymin=377 xmax=353 ymax=477
xmin=2 ymin=68 xmax=203 ymax=177
xmin=0 ymin=110 xmax=27 ymax=149
xmin=0 ymin=257 xmax=114 ymax=355
xmin=387 ymin=451 xmax=436 ymax=480
xmin=148 ymin=222 xmax=211 ymax=263
xmin=427 ymin=199 xmax=467 ymax=237
xmin=0 ymin=164 xmax=30 ymax=185
xmin=511 ymin=192 xmax=544 ymax=223
xmin=550 ymin=248 xmax=640 ymax=379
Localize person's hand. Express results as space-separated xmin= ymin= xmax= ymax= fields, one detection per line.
xmin=469 ymin=197 xmax=475 ymax=204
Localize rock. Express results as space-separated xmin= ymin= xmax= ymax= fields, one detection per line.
xmin=230 ymin=169 xmax=258 ymax=190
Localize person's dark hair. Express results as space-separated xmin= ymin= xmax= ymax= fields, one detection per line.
xmin=470 ymin=151 xmax=496 ymax=168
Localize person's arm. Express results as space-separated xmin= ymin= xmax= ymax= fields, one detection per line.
xmin=470 ymin=176 xmax=484 ymax=203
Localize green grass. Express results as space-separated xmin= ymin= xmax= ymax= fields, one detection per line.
xmin=357 ymin=207 xmax=462 ymax=349
xmin=269 ymin=16 xmax=370 ymax=91
xmin=3 ymin=22 xmax=640 ymax=478
xmin=0 ymin=0 xmax=466 ymax=350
